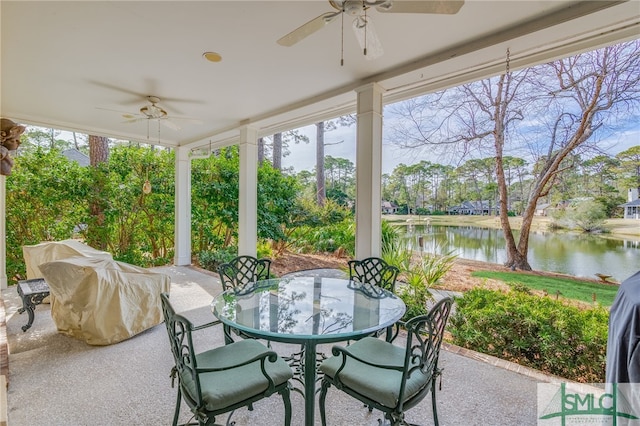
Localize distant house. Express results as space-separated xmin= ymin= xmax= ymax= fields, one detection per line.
xmin=449 ymin=201 xmax=475 ymax=215
xmin=534 ymin=203 xmax=552 ymax=216
xmin=62 ymin=148 xmax=90 ymax=167
xmin=620 ymin=189 xmax=640 ymax=219
xmin=381 ymin=201 xmax=398 ymax=214
xmin=448 ymin=200 xmax=498 ymax=215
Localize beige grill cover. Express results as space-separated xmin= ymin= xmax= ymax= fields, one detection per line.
xmin=39 ymin=256 xmax=171 ymax=345
xmin=23 ymin=239 xmax=113 ymax=279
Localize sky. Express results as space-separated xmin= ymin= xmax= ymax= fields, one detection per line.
xmin=278 ymin=117 xmax=640 ymax=176
xmin=49 ymin=112 xmax=638 ymax=176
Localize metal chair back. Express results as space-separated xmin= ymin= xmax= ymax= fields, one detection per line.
xmin=348 ymin=257 xmax=399 ymax=292
xmin=218 ymin=255 xmax=272 ymax=291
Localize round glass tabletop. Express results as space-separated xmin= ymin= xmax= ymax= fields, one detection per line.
xmin=211 ymin=276 xmax=406 ymax=343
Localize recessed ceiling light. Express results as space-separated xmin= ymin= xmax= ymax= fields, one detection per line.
xmin=203 ymin=52 xmax=222 ymax=63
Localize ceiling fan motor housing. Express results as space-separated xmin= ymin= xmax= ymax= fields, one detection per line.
xmin=140 ymin=96 xmax=168 ymax=119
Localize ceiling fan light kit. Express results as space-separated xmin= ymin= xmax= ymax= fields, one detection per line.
xmin=140 ymin=97 xmax=168 ymax=119
xmin=277 ymin=0 xmax=464 ymax=64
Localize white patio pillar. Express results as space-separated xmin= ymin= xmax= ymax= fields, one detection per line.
xmin=0 ymin=175 xmax=6 ymax=289
xmin=355 ymin=82 xmax=384 ymax=259
xmin=238 ymin=126 xmax=258 ymax=257
xmin=174 ymin=146 xmax=192 ymax=266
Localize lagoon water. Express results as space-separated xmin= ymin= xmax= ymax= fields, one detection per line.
xmin=404 ymin=224 xmax=640 ymax=282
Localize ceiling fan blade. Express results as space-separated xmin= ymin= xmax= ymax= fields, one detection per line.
xmin=277 ymin=12 xmax=339 ymax=47
xmin=376 ymin=0 xmax=464 ymax=14
xmin=122 ymin=117 xmax=146 ymax=124
xmin=89 ymin=81 xmax=145 ymax=103
xmin=160 ymin=118 xmax=181 ymax=131
xmin=97 ymin=106 xmax=142 ymax=118
xmin=352 ymin=16 xmax=384 ymax=60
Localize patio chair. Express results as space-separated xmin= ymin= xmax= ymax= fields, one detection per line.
xmin=348 ymin=257 xmax=399 ymax=293
xmin=348 ymin=257 xmax=400 ymax=341
xmin=318 ymin=296 xmax=454 ymax=426
xmin=217 ymin=255 xmax=272 ymax=343
xmin=160 ymin=293 xmax=293 ymax=426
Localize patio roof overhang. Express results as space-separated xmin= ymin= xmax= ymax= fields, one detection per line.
xmin=1 ymin=1 xmax=639 ymax=287
xmin=2 ymin=1 xmax=638 ymax=150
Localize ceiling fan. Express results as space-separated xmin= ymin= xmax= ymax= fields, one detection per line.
xmin=277 ymin=0 xmax=464 ymax=61
xmin=99 ymin=96 xmax=201 ymax=131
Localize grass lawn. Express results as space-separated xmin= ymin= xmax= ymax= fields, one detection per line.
xmin=471 ymin=271 xmax=620 ymax=307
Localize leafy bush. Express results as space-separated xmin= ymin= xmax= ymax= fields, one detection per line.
xmin=198 ymin=246 xmax=238 ymax=271
xmin=191 ymin=147 xmax=300 ymax=252
xmin=569 ymin=200 xmax=607 ymax=232
xmin=381 ymin=220 xmax=402 ymax=256
xmin=449 ymin=288 xmax=608 ymax=383
xmin=6 ymin=149 xmax=89 ymax=280
xmin=257 ymin=240 xmax=274 ymax=260
xmin=288 ymin=218 xmax=355 ymax=256
xmin=550 ymin=200 xmax=607 ymax=232
xmin=199 ymin=243 xmax=274 ymax=275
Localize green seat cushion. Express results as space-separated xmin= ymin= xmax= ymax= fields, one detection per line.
xmin=319 ymin=337 xmax=430 ymax=408
xmin=180 ymin=339 xmax=293 ymax=411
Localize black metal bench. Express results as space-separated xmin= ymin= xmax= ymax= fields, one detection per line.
xmin=17 ymin=278 xmax=50 ymax=332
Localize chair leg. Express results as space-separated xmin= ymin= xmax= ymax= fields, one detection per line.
xmin=223 ymin=325 xmax=234 ymax=345
xmin=431 ymin=384 xmax=439 ymax=426
xmin=281 ymin=385 xmax=293 ymax=426
xmin=319 ymin=380 xmax=331 ymax=426
xmin=172 ymin=387 xmax=182 ymax=426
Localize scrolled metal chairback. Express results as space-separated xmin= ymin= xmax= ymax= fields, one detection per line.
xmin=405 ymin=297 xmax=453 ymax=376
xmin=348 ymin=257 xmax=400 ymax=293
xmin=218 ymin=255 xmax=272 ymax=291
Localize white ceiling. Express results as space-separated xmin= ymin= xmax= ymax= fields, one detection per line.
xmin=2 ymin=1 xmax=639 ymax=152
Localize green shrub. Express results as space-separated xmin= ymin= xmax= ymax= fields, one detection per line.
xmin=288 ymin=219 xmax=355 ymax=256
xmin=198 ymin=247 xmax=238 ymax=271
xmin=257 ymin=240 xmax=274 ymax=259
xmin=449 ymin=288 xmax=608 ymax=383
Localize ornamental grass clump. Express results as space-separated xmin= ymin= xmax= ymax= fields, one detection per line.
xmin=382 ymin=232 xmax=456 ymax=319
xmin=449 ymin=287 xmax=609 ymax=383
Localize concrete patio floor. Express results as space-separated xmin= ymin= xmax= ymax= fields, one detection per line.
xmin=2 ymin=265 xmax=563 ymax=425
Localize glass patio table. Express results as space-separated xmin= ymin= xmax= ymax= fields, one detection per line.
xmin=211 ymin=276 xmax=406 ymax=426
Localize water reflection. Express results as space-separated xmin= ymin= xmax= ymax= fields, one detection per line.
xmin=215 ymin=277 xmax=405 ymax=337
xmin=403 ymin=224 xmax=640 ymax=282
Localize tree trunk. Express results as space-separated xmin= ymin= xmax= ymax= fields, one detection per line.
xmin=89 ymin=135 xmax=109 ymax=166
xmin=87 ymin=135 xmax=110 ymax=250
xmin=258 ymin=137 xmax=265 ymax=164
xmin=494 ymin=73 xmax=532 ymax=271
xmin=273 ymin=133 xmax=282 ymax=170
xmin=316 ymin=122 xmax=326 ymax=207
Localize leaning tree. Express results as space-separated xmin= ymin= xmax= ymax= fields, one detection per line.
xmin=388 ymin=40 xmax=640 ymax=270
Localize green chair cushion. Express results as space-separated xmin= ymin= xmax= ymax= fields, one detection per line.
xmin=180 ymin=339 xmax=293 ymax=411
xmin=319 ymin=337 xmax=430 ymax=408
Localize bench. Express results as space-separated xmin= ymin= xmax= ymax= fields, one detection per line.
xmin=17 ymin=278 xmax=50 ymax=332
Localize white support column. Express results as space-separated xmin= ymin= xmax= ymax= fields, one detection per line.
xmin=238 ymin=126 xmax=258 ymax=257
xmin=355 ymin=82 xmax=384 ymax=259
xmin=0 ymin=176 xmax=6 ymax=289
xmin=174 ymin=146 xmax=192 ymax=266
